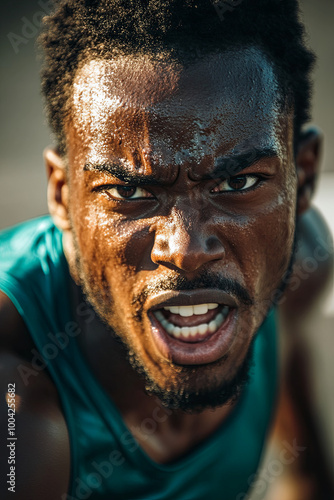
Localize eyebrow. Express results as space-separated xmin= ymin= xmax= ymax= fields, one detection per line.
xmin=83 ymin=146 xmax=279 ymax=185
xmin=83 ymin=163 xmax=163 ymax=186
xmin=207 ymin=146 xmax=279 ymax=180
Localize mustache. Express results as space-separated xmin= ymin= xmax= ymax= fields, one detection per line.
xmin=132 ymin=271 xmax=254 ymax=312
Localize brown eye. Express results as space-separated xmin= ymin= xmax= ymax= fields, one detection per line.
xmin=116 ymin=186 xmax=136 ymax=198
xmin=227 ymin=176 xmax=247 ymax=190
xmin=105 ymin=185 xmax=154 ymax=200
xmin=211 ymin=174 xmax=259 ymax=193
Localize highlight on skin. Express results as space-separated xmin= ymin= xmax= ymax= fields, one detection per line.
xmin=40 ymin=1 xmax=315 ymax=412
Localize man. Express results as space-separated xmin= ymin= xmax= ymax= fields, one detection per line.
xmin=0 ymin=0 xmax=333 ymax=499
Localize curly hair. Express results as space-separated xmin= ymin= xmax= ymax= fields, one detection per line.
xmin=39 ymin=0 xmax=315 ymax=155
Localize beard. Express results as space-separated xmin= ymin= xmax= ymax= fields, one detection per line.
xmin=69 ymin=220 xmax=297 ymax=413
xmin=124 ymin=336 xmax=256 ymax=412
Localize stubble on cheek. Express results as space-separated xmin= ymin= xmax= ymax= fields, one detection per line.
xmin=69 ymin=207 xmax=142 ymax=333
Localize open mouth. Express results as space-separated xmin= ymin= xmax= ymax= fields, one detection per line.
xmin=146 ymin=290 xmax=239 ymax=365
xmin=153 ymin=303 xmax=230 ymax=343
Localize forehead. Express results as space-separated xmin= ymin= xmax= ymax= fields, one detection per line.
xmin=68 ymin=47 xmax=287 ymax=167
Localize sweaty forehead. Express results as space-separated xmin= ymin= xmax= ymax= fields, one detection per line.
xmin=68 ymin=47 xmax=285 ymax=168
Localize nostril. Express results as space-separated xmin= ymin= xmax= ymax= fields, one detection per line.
xmin=206 ymin=235 xmax=224 ymax=253
xmin=151 ymin=220 xmax=225 ymax=272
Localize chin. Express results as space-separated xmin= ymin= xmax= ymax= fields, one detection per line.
xmin=124 ymin=336 xmax=256 ymax=413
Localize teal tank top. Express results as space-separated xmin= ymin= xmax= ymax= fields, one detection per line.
xmin=0 ymin=216 xmax=278 ymax=500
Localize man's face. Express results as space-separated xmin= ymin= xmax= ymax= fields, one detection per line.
xmin=64 ymin=47 xmax=297 ymax=410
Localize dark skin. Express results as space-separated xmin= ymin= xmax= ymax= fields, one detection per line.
xmin=0 ymin=47 xmax=332 ymax=499
xmin=62 ymin=49 xmax=296 ymax=402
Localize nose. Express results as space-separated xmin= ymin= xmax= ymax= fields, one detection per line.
xmin=150 ymin=209 xmax=225 ymax=273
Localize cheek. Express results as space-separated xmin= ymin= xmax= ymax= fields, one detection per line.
xmin=67 ymin=169 xmax=155 ymax=312
xmin=72 ymin=202 xmax=152 ymax=292
xmin=221 ymin=191 xmax=297 ymax=301
xmin=250 ymin=195 xmax=297 ymax=298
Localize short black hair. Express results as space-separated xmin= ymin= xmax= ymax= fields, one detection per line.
xmin=39 ymin=0 xmax=315 ymax=156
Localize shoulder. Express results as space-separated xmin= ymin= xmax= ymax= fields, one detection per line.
xmin=271 ymin=207 xmax=334 ymax=497
xmin=279 ymin=205 xmax=333 ymax=320
xmin=0 ymin=292 xmax=70 ymax=499
xmin=0 ymin=290 xmax=35 ymax=357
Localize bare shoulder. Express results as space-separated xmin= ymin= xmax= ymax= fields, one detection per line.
xmin=0 ymin=292 xmax=70 ymax=499
xmin=272 ymin=207 xmax=334 ymax=497
xmin=279 ymin=205 xmax=333 ymax=320
xmin=0 ymin=290 xmax=35 ymax=356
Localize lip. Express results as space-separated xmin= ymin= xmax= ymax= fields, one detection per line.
xmin=146 ymin=290 xmax=239 ymax=365
xmin=146 ymin=289 xmax=239 ymax=312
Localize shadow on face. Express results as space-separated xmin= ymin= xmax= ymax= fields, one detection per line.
xmin=46 ymin=47 xmax=300 ymax=409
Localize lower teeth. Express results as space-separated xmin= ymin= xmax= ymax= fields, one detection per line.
xmin=154 ymin=307 xmax=229 ymax=340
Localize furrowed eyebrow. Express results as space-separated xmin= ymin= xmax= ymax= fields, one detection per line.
xmin=83 ymin=162 xmax=162 ymax=186
xmin=203 ymin=147 xmax=279 ymax=180
xmin=84 ymin=146 xmax=278 ymax=185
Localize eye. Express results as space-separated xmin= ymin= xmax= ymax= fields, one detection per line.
xmin=105 ymin=185 xmax=154 ymax=200
xmin=211 ymin=174 xmax=260 ymax=193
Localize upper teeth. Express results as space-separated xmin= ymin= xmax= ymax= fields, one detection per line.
xmin=163 ymin=303 xmax=219 ymax=316
xmin=153 ymin=304 xmax=230 ymax=340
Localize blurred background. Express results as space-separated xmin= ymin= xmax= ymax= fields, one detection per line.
xmin=0 ymin=1 xmax=333 ymax=498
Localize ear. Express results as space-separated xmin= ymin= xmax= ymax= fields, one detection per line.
xmin=44 ymin=147 xmax=71 ymax=230
xmin=296 ymin=127 xmax=323 ymax=215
